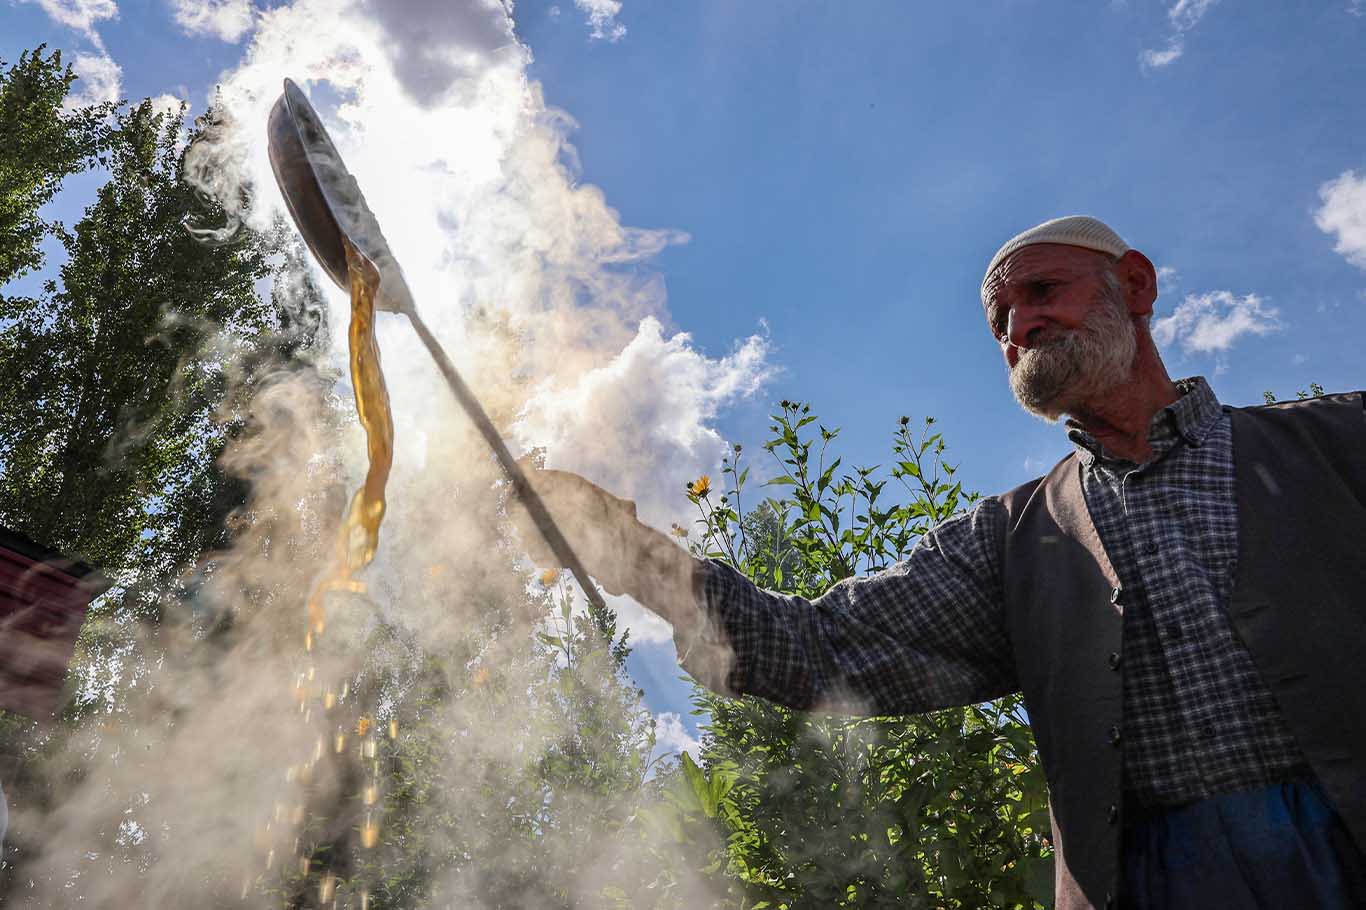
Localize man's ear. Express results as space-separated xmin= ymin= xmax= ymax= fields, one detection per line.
xmin=1115 ymin=249 xmax=1158 ymax=317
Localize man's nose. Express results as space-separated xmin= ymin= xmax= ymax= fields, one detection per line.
xmin=1006 ymin=308 xmax=1045 ymax=351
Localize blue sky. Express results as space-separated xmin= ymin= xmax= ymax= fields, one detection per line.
xmin=512 ymin=0 xmax=1366 ymax=487
xmin=5 ymin=0 xmax=1366 ymax=752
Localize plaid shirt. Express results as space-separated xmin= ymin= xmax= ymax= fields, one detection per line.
xmin=683 ymin=377 xmax=1317 ymax=809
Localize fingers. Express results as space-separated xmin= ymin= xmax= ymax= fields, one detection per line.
xmin=507 ymin=462 xmax=642 ymax=587
xmin=508 ymin=464 xmax=600 ymax=566
xmin=514 ymin=461 xmax=627 ymax=521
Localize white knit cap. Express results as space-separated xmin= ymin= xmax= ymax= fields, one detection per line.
xmin=981 ymin=215 xmax=1129 ymax=300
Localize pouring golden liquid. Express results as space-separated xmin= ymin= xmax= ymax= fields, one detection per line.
xmin=304 ymin=237 xmax=394 ymax=646
xmin=265 ymin=74 xmax=606 ymax=902
xmin=273 ymin=236 xmax=392 ymax=898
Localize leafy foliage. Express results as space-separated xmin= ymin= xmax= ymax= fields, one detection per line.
xmin=0 ymin=49 xmax=337 ymax=899
xmin=1263 ymin=382 xmax=1325 ymax=404
xmin=337 ymin=571 xmax=658 ymax=909
xmin=0 ymin=92 xmax=327 ymax=593
xmin=655 ymin=404 xmax=1054 ymax=908
xmin=0 ymin=45 xmax=110 ymax=286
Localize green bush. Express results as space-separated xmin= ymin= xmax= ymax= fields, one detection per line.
xmin=650 ymin=404 xmax=1055 ymax=909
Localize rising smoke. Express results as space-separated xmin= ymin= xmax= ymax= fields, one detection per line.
xmin=7 ymin=0 xmax=770 ymax=904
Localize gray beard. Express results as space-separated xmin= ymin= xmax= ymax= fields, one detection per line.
xmin=1008 ymin=288 xmax=1138 ymax=422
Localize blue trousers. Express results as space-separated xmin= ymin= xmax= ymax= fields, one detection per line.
xmin=1122 ymin=779 xmax=1366 ymax=909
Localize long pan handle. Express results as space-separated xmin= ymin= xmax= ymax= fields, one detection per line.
xmin=405 ymin=311 xmax=608 ymax=612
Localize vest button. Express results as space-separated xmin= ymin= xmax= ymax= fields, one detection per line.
xmin=1107 ymin=804 xmax=1119 ymax=825
xmin=1110 ymin=585 xmax=1122 ymax=604
xmin=1107 ymin=651 xmax=1122 ymax=670
xmin=1109 ymin=725 xmax=1122 ymax=746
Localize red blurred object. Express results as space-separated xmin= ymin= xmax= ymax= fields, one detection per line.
xmin=0 ymin=527 xmax=109 ymax=720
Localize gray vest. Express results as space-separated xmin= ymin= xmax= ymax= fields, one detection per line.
xmin=997 ymin=392 xmax=1366 ymax=909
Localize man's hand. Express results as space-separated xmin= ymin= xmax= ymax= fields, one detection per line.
xmin=510 ymin=462 xmax=645 ymax=597
xmin=510 ymin=462 xmax=701 ymax=630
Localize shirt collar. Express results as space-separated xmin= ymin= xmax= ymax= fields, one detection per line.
xmin=1066 ymin=376 xmax=1222 ymax=466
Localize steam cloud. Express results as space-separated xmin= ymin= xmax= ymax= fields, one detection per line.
xmin=10 ymin=0 xmax=768 ymax=903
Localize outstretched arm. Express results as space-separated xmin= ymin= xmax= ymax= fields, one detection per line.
xmin=513 ymin=467 xmax=1018 ymax=716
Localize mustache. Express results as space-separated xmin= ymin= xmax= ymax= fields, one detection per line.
xmin=1010 ymin=327 xmax=1084 ymax=364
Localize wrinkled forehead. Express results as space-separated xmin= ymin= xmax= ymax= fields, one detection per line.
xmin=980 ymin=244 xmax=1110 ymax=309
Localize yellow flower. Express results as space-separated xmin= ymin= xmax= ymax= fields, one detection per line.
xmin=356 ymin=716 xmax=373 ymax=737
xmin=539 ymin=568 xmax=561 ymax=586
xmin=688 ymin=475 xmax=712 ymax=498
xmin=472 ymin=667 xmax=491 ymax=688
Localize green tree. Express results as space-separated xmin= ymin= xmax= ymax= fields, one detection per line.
xmin=0 ymin=45 xmax=110 ymax=286
xmin=736 ymin=500 xmax=798 ymax=591
xmin=0 ymin=94 xmax=326 ymax=600
xmin=654 ymin=404 xmax=1054 ymax=909
xmin=0 ymin=51 xmax=335 ymax=900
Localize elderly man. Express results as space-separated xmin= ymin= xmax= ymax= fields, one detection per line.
xmin=518 ymin=216 xmax=1366 ymax=909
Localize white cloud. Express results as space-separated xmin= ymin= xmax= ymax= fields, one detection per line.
xmin=24 ymin=0 xmax=118 ymax=48
xmin=1151 ymin=290 xmax=1282 ymax=355
xmin=1140 ymin=0 xmax=1218 ymax=69
xmin=149 ymin=93 xmax=189 ymax=118
xmin=1140 ymin=40 xmax=1184 ymax=68
xmin=515 ymin=318 xmax=773 ymax=640
xmin=148 ymin=94 xmax=192 ymax=149
xmin=609 ymin=593 xmax=673 ymax=643
xmin=367 ymin=0 xmax=522 ymax=106
xmin=64 ymin=52 xmax=122 ymax=110
xmin=1314 ymin=169 xmax=1366 ymax=271
xmin=653 ymin=711 xmax=700 ymax=758
xmin=168 ymin=0 xmax=255 ymax=42
xmin=515 ymin=317 xmax=774 ymax=531
xmin=1156 ymin=264 xmax=1179 ymax=293
xmin=1168 ymin=0 xmax=1218 ymax=31
xmin=24 ymin=0 xmax=124 ymax=107
xmin=575 ymin=0 xmax=625 ymax=41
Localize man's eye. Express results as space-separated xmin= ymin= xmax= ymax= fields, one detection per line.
xmin=1032 ymin=281 xmax=1056 ymax=294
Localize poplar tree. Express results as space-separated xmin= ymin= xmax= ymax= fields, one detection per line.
xmin=0 ymin=48 xmax=332 ymax=898
xmin=0 ymin=80 xmax=327 ymax=603
xmin=0 ymin=46 xmax=108 ymax=287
